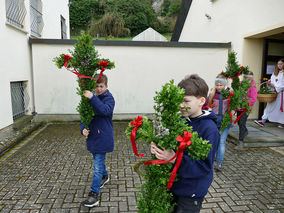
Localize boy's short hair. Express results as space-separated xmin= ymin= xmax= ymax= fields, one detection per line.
xmin=95 ymin=74 xmax=108 ymax=85
xmin=178 ymin=74 xmax=208 ymax=98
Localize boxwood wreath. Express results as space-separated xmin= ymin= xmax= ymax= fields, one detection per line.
xmin=125 ymin=80 xmax=212 ymax=213
xmin=219 ymin=51 xmax=252 ymax=132
xmin=53 ymin=32 xmax=115 ymax=128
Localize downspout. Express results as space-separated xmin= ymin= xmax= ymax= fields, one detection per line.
xmin=28 ymin=38 xmax=37 ymax=117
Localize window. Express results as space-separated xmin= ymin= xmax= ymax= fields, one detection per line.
xmin=10 ymin=82 xmax=30 ymax=120
xmin=61 ymin=16 xmax=67 ymax=39
xmin=30 ymin=0 xmax=44 ymax=37
xmin=5 ymin=0 xmax=27 ymax=29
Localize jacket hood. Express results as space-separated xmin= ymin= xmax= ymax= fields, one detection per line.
xmin=185 ymin=110 xmax=218 ymax=125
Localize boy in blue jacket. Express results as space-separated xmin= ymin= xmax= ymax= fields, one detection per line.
xmin=151 ymin=74 xmax=220 ymax=212
xmin=80 ymin=74 xmax=115 ymax=208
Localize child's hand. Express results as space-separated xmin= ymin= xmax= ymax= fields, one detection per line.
xmin=267 ymin=80 xmax=274 ymax=87
xmin=82 ymin=129 xmax=90 ymax=138
xmin=150 ymin=142 xmax=176 ymax=163
xmin=83 ymin=90 xmax=93 ymax=99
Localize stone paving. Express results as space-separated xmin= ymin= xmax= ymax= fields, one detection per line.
xmin=0 ymin=122 xmax=283 ymax=212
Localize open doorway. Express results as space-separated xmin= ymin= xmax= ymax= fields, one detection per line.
xmin=259 ymin=37 xmax=284 ymax=119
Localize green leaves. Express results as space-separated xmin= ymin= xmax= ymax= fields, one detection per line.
xmin=258 ymin=83 xmax=276 ymax=94
xmin=125 ymin=117 xmax=154 ymax=143
xmin=126 ymin=80 xmax=212 ymax=212
xmin=137 ymin=163 xmax=175 ymax=213
xmin=70 ymin=0 xmax=106 ymax=34
xmin=53 ymin=32 xmax=114 ymax=128
xmin=188 ymin=132 xmax=211 ymax=160
xmin=220 ymin=51 xmax=252 ymax=132
xmin=110 ymin=0 xmax=155 ymax=36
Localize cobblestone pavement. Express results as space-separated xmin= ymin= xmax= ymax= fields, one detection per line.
xmin=0 ymin=123 xmax=283 ymax=212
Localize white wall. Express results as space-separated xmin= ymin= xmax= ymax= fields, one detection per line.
xmin=0 ymin=0 xmax=32 ymax=129
xmin=41 ymin=0 xmax=70 ymax=39
xmin=0 ymin=0 xmax=70 ymax=129
xmin=31 ymin=43 xmax=229 ymax=115
xmin=179 ymin=0 xmax=284 ymax=119
xmin=179 ymin=0 xmax=284 ymax=59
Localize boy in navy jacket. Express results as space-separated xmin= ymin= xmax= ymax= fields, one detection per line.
xmin=151 ymin=74 xmax=220 ymax=212
xmin=80 ymin=74 xmax=115 ymax=207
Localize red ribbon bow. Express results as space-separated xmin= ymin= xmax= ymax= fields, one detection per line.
xmin=144 ymin=131 xmax=192 ymax=189
xmin=63 ymin=54 xmax=72 ymax=67
xmin=98 ymin=60 xmax=109 ymax=83
xmin=130 ymin=116 xmax=144 ymax=158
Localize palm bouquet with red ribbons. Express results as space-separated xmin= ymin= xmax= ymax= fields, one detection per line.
xmin=219 ymin=51 xmax=252 ymax=131
xmin=125 ymin=80 xmax=212 ymax=213
xmin=53 ymin=32 xmax=114 ymax=128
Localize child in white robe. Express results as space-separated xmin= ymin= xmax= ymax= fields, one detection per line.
xmin=255 ymin=59 xmax=284 ymax=128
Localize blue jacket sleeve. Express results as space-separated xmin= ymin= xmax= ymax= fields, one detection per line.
xmin=89 ymin=94 xmax=115 ymax=116
xmin=176 ymin=128 xmax=219 ymax=179
xmin=80 ymin=121 xmax=85 ymax=134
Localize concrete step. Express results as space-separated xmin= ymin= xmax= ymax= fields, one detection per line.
xmin=228 ymin=120 xmax=284 ymax=147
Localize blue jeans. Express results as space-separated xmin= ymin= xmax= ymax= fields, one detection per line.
xmin=174 ymin=196 xmax=202 ymax=213
xmin=216 ymin=124 xmax=232 ymax=163
xmin=216 ymin=114 xmax=223 ymax=131
xmin=91 ymin=153 xmax=108 ymax=194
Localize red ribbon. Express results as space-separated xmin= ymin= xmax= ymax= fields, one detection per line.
xmin=62 ymin=54 xmax=96 ymax=86
xmin=234 ymin=108 xmax=247 ymax=124
xmin=98 ymin=60 xmax=109 ymax=83
xmin=203 ymin=102 xmax=217 ymax=109
xmin=130 ymin=116 xmax=144 ymax=158
xmin=225 ymin=71 xmax=242 ymax=79
xmin=227 ymin=92 xmax=248 ymax=125
xmin=144 ymin=131 xmax=192 ymax=189
xmin=281 ymin=91 xmax=283 ymax=112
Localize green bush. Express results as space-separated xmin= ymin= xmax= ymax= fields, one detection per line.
xmin=69 ymin=0 xmax=106 ymax=35
xmin=90 ymin=12 xmax=130 ymax=39
xmin=109 ymin=0 xmax=155 ymax=36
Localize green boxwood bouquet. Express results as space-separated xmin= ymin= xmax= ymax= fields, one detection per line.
xmin=125 ymin=80 xmax=212 ymax=213
xmin=53 ymin=32 xmax=115 ymax=128
xmin=219 ymin=51 xmax=252 ymax=131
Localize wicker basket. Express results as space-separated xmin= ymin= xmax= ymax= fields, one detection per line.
xmin=257 ymin=93 xmax=277 ymax=103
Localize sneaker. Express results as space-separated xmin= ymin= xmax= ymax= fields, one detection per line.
xmin=100 ymin=175 xmax=109 ymax=188
xmin=278 ymin=124 xmax=284 ymax=128
xmin=254 ymin=120 xmax=264 ymax=127
xmin=244 ymin=130 xmax=248 ymax=138
xmin=234 ymin=141 xmax=244 ymax=150
xmin=81 ymin=191 xmax=99 ymax=208
xmin=214 ymin=162 xmax=222 ymax=172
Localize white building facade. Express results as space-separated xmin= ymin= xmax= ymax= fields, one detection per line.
xmin=0 ymin=0 xmax=70 ymax=129
xmin=172 ymin=0 xmax=284 ymax=119
xmin=4 ymin=0 xmax=282 ymax=129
